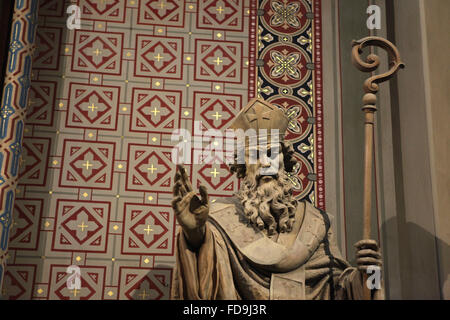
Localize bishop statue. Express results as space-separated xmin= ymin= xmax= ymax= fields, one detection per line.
xmin=171 ymin=98 xmax=383 ymax=300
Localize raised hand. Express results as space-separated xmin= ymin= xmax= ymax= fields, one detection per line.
xmin=171 ymin=165 xmax=209 ymax=249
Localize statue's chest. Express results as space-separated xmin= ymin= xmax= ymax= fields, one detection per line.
xmin=209 ymin=201 xmax=327 ymax=273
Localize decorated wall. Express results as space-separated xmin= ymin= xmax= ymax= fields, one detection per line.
xmin=1 ymin=0 xmax=323 ymax=300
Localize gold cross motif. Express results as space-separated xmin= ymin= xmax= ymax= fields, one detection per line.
xmin=77 ymin=221 xmax=88 ymax=232
xmin=88 ymin=103 xmax=98 ymax=112
xmin=210 ymin=167 xmax=220 ymax=178
xmin=93 ymin=48 xmax=102 ymax=56
xmin=82 ymin=161 xmax=93 ymax=171
xmin=147 ymin=164 xmax=157 ymax=174
xmin=212 ymin=111 xmax=222 ymax=121
xmin=213 ymin=56 xmax=223 ymax=66
xmin=154 ymin=53 xmax=164 ymax=62
xmin=144 ymin=225 xmax=153 ymax=235
xmin=216 ymin=6 xmax=224 ymax=14
xmin=138 ymin=289 xmax=150 ymax=300
xmin=71 ymin=288 xmax=80 ymax=297
xmin=151 ymin=107 xmax=160 ymax=117
xmin=159 ymin=1 xmax=166 ymax=9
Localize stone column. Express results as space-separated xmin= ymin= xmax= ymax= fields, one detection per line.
xmin=0 ymin=0 xmax=39 ymax=293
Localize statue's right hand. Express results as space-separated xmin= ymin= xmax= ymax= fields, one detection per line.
xmin=171 ymin=165 xmax=209 ymax=247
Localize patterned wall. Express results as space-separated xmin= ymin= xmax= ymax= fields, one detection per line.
xmin=1 ymin=0 xmax=323 ymax=300
xmin=256 ymin=0 xmax=324 ymax=208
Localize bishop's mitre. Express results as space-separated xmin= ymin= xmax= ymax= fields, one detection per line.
xmin=229 ymin=98 xmax=290 ymax=144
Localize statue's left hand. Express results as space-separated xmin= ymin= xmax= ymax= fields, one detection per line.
xmin=354 ymin=239 xmax=382 ymax=273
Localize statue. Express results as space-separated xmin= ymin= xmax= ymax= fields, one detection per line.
xmin=170 ymin=98 xmax=383 ymax=300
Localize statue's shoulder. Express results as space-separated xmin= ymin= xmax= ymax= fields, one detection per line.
xmin=209 ymin=201 xmax=236 ymax=213
xmin=301 ymin=201 xmax=333 ymax=231
xmin=209 ymin=195 xmax=242 ymax=210
xmin=208 ymin=198 xmax=240 ymax=224
xmin=208 ymin=196 xmax=248 ymax=227
xmin=297 ymin=201 xmax=334 ymax=252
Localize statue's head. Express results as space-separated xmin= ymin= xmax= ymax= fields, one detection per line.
xmin=228 ymin=98 xmax=298 ymax=235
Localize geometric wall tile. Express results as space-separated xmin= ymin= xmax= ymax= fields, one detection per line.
xmin=67 ymin=83 xmax=120 ymax=131
xmin=59 ymin=140 xmax=115 ymax=190
xmin=194 ymin=91 xmax=241 ymax=130
xmin=39 ymin=0 xmax=64 ymax=17
xmin=72 ymin=30 xmax=123 ymax=75
xmin=138 ymin=0 xmax=184 ymax=27
xmin=197 ymin=0 xmax=244 ymax=31
xmin=194 ymin=39 xmax=242 ymax=83
xmin=2 ymin=265 xmax=36 ymax=300
xmin=122 ymin=203 xmax=175 ymax=255
xmin=52 ymin=200 xmax=110 ymax=253
xmin=130 ymin=88 xmax=181 ymax=133
xmin=49 ymin=265 xmax=106 ymax=300
xmin=10 ymin=198 xmax=44 ymax=251
xmin=125 ymin=144 xmax=175 ymax=192
xmin=18 ymin=138 xmax=51 ymax=187
xmin=33 ymin=27 xmax=62 ymax=70
xmin=118 ymin=267 xmax=172 ymax=300
xmin=79 ymin=0 xmax=126 ymax=23
xmin=193 ymin=163 xmax=238 ymax=196
xmin=135 ymin=35 xmax=183 ymax=79
xmin=27 ymin=81 xmax=57 ymax=127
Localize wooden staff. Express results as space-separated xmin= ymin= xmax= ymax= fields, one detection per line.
xmin=351 ymin=36 xmax=405 ymax=299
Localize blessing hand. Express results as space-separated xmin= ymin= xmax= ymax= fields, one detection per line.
xmin=171 ymin=165 xmax=209 ymax=249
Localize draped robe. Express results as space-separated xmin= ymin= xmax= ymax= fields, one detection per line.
xmin=171 ymin=197 xmax=374 ymax=300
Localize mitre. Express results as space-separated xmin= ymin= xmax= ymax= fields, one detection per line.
xmin=230 ymin=98 xmax=290 ymax=147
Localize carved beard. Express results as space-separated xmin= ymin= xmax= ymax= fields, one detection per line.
xmin=236 ymin=166 xmax=297 ymax=236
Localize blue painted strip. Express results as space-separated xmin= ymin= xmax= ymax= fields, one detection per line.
xmin=0 ymin=153 xmax=5 ymax=187
xmin=8 ymin=21 xmax=23 ymax=73
xmin=9 ymin=120 xmax=23 ymax=177
xmin=16 ymin=0 xmax=25 ymax=10
xmin=26 ymin=0 xmax=39 ymax=43
xmin=0 ymin=84 xmax=15 ymax=139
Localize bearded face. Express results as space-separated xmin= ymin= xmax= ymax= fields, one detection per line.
xmin=234 ymin=144 xmax=298 ymax=236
